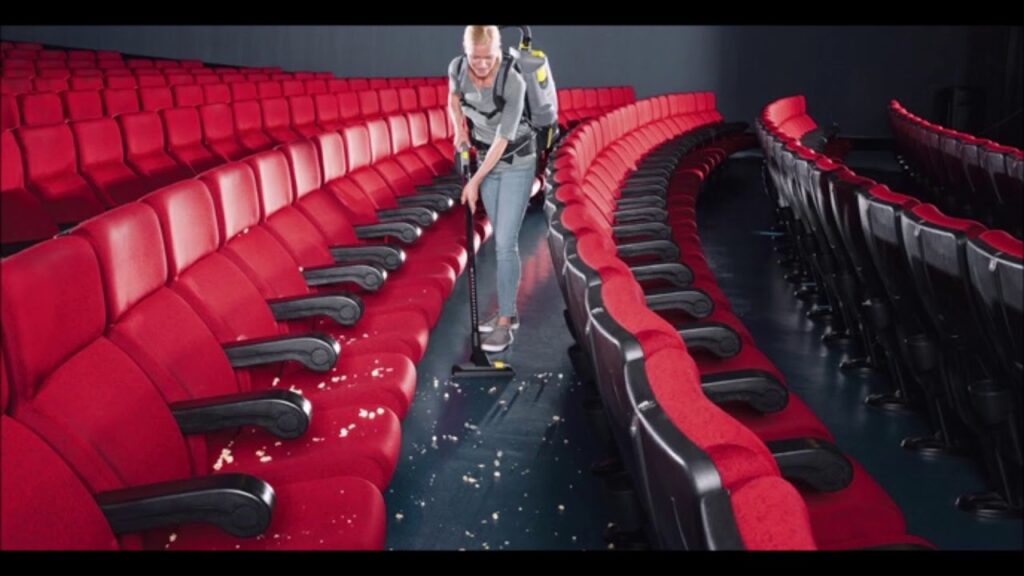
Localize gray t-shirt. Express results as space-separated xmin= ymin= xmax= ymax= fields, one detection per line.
xmin=448 ymin=55 xmax=536 ymax=172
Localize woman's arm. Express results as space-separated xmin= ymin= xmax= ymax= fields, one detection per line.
xmin=461 ymin=136 xmax=509 ymax=212
xmin=472 ymin=136 xmax=509 ymax=183
xmin=449 ymin=91 xmax=469 ymax=150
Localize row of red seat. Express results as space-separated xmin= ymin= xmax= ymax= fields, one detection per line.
xmin=759 ymin=95 xmax=1022 ymax=518
xmin=0 ymin=87 xmax=500 ymax=546
xmin=2 ymin=82 xmax=450 ymax=130
xmin=543 ymin=91 xmax=931 ymax=549
xmin=556 ymin=86 xmax=635 ymax=132
xmin=1 ymin=42 xmax=636 ymax=255
xmin=889 ymin=100 xmax=1022 ymax=237
xmin=1 ymin=70 xmax=441 ymax=92
xmin=761 ymin=95 xmax=854 ymax=162
xmin=1 ymin=87 xmax=464 ymax=251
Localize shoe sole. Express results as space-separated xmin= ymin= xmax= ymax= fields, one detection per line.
xmin=481 ymin=333 xmax=515 ymax=353
xmin=479 ymin=322 xmax=520 ymax=334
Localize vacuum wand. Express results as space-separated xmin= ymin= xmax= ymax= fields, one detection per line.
xmin=450 ymin=146 xmax=516 ymax=382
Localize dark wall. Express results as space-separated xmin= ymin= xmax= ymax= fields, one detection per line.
xmin=4 ymin=25 xmax=1018 ymax=140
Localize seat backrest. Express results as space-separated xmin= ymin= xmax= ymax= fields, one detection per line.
xmin=198 ymin=103 xmax=237 ymax=142
xmin=256 ymin=80 xmax=283 ymax=99
xmin=366 ymin=118 xmax=392 ymax=165
xmin=62 ymin=89 xmax=104 ymax=121
xmin=173 ymin=83 xmax=206 ymax=107
xmin=416 ymin=86 xmax=437 ymax=110
xmin=229 ymin=81 xmax=258 ymax=102
xmin=900 ymin=203 xmax=985 ymax=339
xmin=73 ymin=203 xmax=240 ymax=407
xmin=2 ymin=357 xmax=119 ymax=550
xmin=288 ymin=95 xmax=316 ymax=127
xmin=200 ymin=81 xmax=231 ymax=104
xmin=0 ymin=236 xmax=194 ymax=499
xmin=397 ymin=88 xmax=418 ymax=113
xmin=337 ymin=92 xmax=361 ymax=124
xmin=201 ymin=162 xmax=310 ymax=300
xmin=261 ymin=97 xmax=292 ymax=131
xmin=142 ymin=179 xmax=282 ymax=344
xmin=328 ymin=78 xmax=350 ymax=93
xmin=857 ymin=185 xmax=924 ymax=317
xmin=245 ymin=151 xmax=334 ymax=269
xmin=378 ymin=88 xmax=400 ymax=116
xmin=281 ymin=80 xmax=304 ymax=97
xmin=117 ymin=111 xmax=169 ymax=161
xmin=231 ymin=99 xmax=265 ymax=134
xmin=101 ymin=88 xmax=140 ymax=116
xmin=304 ymin=79 xmax=327 ymax=95
xmin=19 ymin=92 xmax=64 ymax=126
xmin=72 ymin=117 xmax=128 ymax=175
xmin=16 ymin=123 xmax=105 ymax=224
xmin=357 ymin=90 xmax=380 ymax=119
xmin=282 ymin=139 xmax=360 ymax=246
xmin=826 ymin=169 xmax=883 ymax=292
xmin=139 ymin=86 xmax=174 ymax=112
xmin=966 ymin=231 xmax=1023 ymax=380
xmin=314 ymin=93 xmax=339 ymax=124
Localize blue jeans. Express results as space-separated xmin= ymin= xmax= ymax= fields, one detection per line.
xmin=479 ymin=163 xmax=534 ymax=318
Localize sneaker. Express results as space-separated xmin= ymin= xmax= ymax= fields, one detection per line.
xmin=480 ymin=324 xmax=514 ymax=352
xmin=478 ymin=314 xmax=520 ymax=334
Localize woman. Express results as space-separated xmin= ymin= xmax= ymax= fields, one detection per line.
xmin=448 ymin=25 xmax=537 ymax=353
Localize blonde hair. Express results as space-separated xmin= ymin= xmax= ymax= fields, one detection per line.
xmin=463 ymin=25 xmax=501 ymax=53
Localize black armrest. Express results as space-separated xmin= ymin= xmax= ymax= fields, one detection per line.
xmin=645 ymin=148 xmax=682 ymax=158
xmin=303 ymin=263 xmax=387 ymax=292
xmin=639 ymin=149 xmax=678 ymax=159
xmin=330 ymin=244 xmax=405 ymax=271
xmin=666 ymin=143 xmax=694 ymax=156
xmin=612 ymin=221 xmax=672 ymax=241
xmin=96 ymin=474 xmax=274 ymax=538
xmin=675 ymin=321 xmax=742 ymax=358
xmin=415 ymin=186 xmax=464 ymax=199
xmin=625 ymin=174 xmax=669 ymax=188
xmin=765 ymin=438 xmax=853 ymax=493
xmin=693 ymin=126 xmax=718 ymax=139
xmin=377 ymin=206 xmax=437 ymax=228
xmin=616 ymin=195 xmax=666 ymax=210
xmin=619 ymin=184 xmax=667 ymax=198
xmin=700 ymin=370 xmax=789 ymax=414
xmin=355 ymin=222 xmax=422 ymax=244
xmin=613 ymin=206 xmax=667 ymax=224
xmin=617 ymin=239 xmax=680 ymax=262
xmin=223 ymin=333 xmax=339 ymax=373
xmin=631 ymin=165 xmax=674 ymax=179
xmin=645 ymin=287 xmax=714 ymax=319
xmin=630 ymin=261 xmax=693 ymax=287
xmin=268 ymin=293 xmax=363 ymax=326
xmin=396 ymin=193 xmax=454 ymax=212
xmin=171 ymin=389 xmax=312 ymax=439
xmin=430 ymin=174 xmax=463 ymax=184
xmin=651 ymin=152 xmax=684 ymax=161
xmin=644 ymin=146 xmax=681 ymax=157
xmin=800 ymin=127 xmax=829 ymax=152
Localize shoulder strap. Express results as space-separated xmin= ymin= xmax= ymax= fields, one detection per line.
xmin=493 ymin=56 xmax=516 ymax=112
xmin=456 ymin=55 xmax=467 ymax=105
xmin=456 ymin=55 xmax=467 ymax=86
